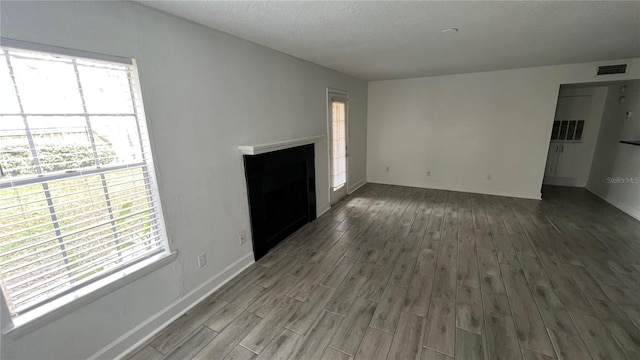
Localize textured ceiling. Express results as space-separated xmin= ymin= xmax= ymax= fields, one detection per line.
xmin=138 ymin=1 xmax=640 ymax=80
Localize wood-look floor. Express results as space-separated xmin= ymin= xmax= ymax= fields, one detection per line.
xmin=127 ymin=184 xmax=640 ymax=360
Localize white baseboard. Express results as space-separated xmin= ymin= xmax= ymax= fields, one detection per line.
xmin=90 ymin=253 xmax=255 ymax=360
xmin=585 ymin=187 xmax=640 ymax=221
xmin=348 ymin=178 xmax=366 ymax=194
xmin=317 ymin=201 xmax=331 ymax=217
xmin=367 ymin=179 xmax=542 ymax=200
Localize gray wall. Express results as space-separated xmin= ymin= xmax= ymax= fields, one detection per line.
xmin=0 ymin=1 xmax=367 ymax=359
xmin=587 ymin=80 xmax=640 ymax=220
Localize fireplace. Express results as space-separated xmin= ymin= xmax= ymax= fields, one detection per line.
xmin=243 ymin=143 xmax=317 ymax=260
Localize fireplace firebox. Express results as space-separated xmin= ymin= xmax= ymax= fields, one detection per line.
xmin=243 ymin=144 xmax=316 ymax=260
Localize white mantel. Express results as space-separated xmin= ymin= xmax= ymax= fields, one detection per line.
xmin=238 ymin=135 xmax=326 ymax=155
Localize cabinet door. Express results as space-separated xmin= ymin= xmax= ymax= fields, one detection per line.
xmin=555 ymin=143 xmax=581 ymax=179
xmin=544 ymin=143 xmax=559 ymax=177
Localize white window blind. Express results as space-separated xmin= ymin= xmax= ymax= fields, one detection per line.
xmin=0 ymin=45 xmax=169 ymax=317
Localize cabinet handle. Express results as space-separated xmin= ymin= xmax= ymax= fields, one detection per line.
xmin=561 ymin=145 xmax=564 ymax=153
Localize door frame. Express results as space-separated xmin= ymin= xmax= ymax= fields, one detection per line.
xmin=327 ymin=88 xmax=349 ymax=206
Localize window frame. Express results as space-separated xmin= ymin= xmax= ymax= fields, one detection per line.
xmin=0 ymin=38 xmax=175 ymax=336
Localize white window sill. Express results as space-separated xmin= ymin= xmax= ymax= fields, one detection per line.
xmin=2 ymin=251 xmax=177 ymax=340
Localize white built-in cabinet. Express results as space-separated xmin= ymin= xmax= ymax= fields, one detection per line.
xmin=545 ymin=142 xmax=582 ymax=179
xmin=544 ymin=94 xmax=592 ymax=185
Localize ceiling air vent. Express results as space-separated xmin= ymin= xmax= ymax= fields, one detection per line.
xmin=597 ymin=64 xmax=627 ymax=75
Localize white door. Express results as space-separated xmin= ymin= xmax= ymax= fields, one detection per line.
xmin=555 ymin=143 xmax=581 ymax=178
xmin=544 ymin=143 xmax=559 ymax=177
xmin=329 ymin=93 xmax=348 ymax=205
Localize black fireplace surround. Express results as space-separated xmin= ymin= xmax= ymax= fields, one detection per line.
xmin=243 ymin=144 xmax=317 ymax=260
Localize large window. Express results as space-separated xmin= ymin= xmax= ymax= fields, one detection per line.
xmin=0 ymin=44 xmax=169 ymax=320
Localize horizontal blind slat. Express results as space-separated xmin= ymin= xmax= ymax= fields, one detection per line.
xmin=0 ymin=162 xmax=149 ymax=189
xmin=0 ymin=168 xmax=151 ymax=214
xmin=11 ymin=238 xmax=164 ymax=310
xmin=0 ymin=189 xmax=153 ymax=238
xmin=6 ymin=227 xmax=162 ymax=291
xmin=0 ymin=200 xmax=157 ymax=270
xmin=12 ymin=244 xmax=165 ymax=314
xmin=1 ymin=220 xmax=159 ymax=281
xmin=0 ymin=204 xmax=158 ymax=261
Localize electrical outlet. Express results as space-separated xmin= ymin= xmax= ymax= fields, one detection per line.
xmin=486 ymin=174 xmax=493 ymax=181
xmin=197 ymin=253 xmax=207 ymax=268
xmin=239 ymin=230 xmax=246 ymax=245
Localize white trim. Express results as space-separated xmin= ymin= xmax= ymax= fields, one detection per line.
xmin=91 ymin=253 xmax=255 ymax=360
xmin=347 ymin=179 xmax=367 ymax=194
xmin=238 ymin=135 xmax=325 ymax=155
xmin=317 ymin=201 xmax=331 ymax=217
xmin=585 ymin=186 xmax=640 ymax=221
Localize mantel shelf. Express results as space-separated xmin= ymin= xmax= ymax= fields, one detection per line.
xmin=238 ymin=135 xmax=326 ymax=155
xmin=620 ymin=140 xmax=640 ymax=147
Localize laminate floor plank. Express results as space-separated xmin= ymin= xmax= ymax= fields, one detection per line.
xmin=389 ymin=256 xmax=417 ymax=288
xmin=404 ymin=275 xmax=434 ymax=317
xmin=538 ymin=308 xmax=591 ymax=360
xmin=423 ymin=297 xmax=456 ymax=356
xmin=521 ymin=348 xmax=555 ymax=360
xmin=454 ymin=328 xmax=485 ymax=360
xmin=150 ymin=297 xmax=227 ymax=354
xmin=193 ymin=311 xmax=261 ymax=360
xmin=519 ymin=255 xmax=553 ymax=288
xmin=415 ymin=248 xmax=439 ymax=278
xmin=329 ymin=298 xmax=377 ymax=356
xmin=254 ymin=255 xmax=300 ymax=288
xmin=587 ymin=297 xmax=640 ymax=356
xmin=456 ymin=285 xmax=484 ymax=334
xmin=247 ymin=273 xmax=298 ymax=317
xmin=457 ymin=231 xmax=480 ymax=289
xmin=162 ymin=326 xmax=217 ymax=360
xmin=421 ymin=348 xmax=454 ymax=360
xmin=323 ymin=347 xmax=353 ymax=360
xmin=570 ymin=311 xmax=628 ymax=360
xmin=370 ymin=283 xmax=408 ymax=333
xmin=284 ymin=285 xmax=335 ymax=335
xmin=353 ymin=327 xmax=393 ymax=360
xmin=484 ymin=312 xmax=523 ymax=360
xmin=325 ymin=274 xmax=368 ymax=316
xmin=432 ymin=232 xmax=458 ymax=302
xmin=388 ymin=311 xmax=426 ymax=360
xmin=322 ymin=256 xmax=356 ymax=289
xmin=240 ymin=296 xmax=301 ymax=353
xmin=222 ymin=345 xmax=256 ymax=360
xmin=205 ymin=285 xmax=264 ymax=333
xmin=216 ymin=266 xmax=269 ymax=302
xmin=500 ymin=264 xmax=555 ymax=357
xmin=254 ymin=328 xmax=302 ymax=360
xmin=358 ymin=264 xmax=393 ymax=302
xmin=290 ymin=310 xmax=343 ymax=360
